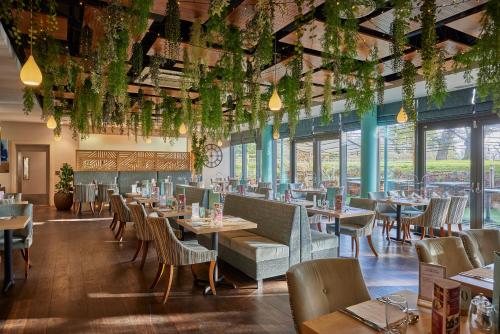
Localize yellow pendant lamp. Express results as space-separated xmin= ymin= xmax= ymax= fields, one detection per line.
xmin=145 ymin=137 xmax=152 ymax=144
xmin=20 ymin=2 xmax=42 ymax=86
xmin=396 ymin=106 xmax=408 ymax=124
xmin=272 ymin=128 xmax=280 ymax=140
xmin=54 ymin=133 xmax=62 ymax=142
xmin=268 ymin=38 xmax=282 ymax=111
xmin=217 ymin=139 xmax=223 ymax=147
xmin=179 ymin=122 xmax=187 ymax=135
xmin=46 ymin=115 xmax=57 ymax=129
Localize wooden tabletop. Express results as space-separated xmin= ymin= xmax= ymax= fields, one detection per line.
xmin=0 ymin=215 xmax=30 ymax=230
xmin=302 ymin=291 xmax=470 ymax=334
xmin=153 ymin=206 xmax=192 ymax=218
xmin=450 ymin=266 xmax=494 ymax=298
xmin=241 ymin=192 xmax=266 ymax=198
xmin=124 ymin=192 xmax=142 ymax=198
xmin=176 ymin=215 xmax=257 ymax=235
xmin=307 ymin=206 xmax=375 ymax=219
xmin=293 ymin=188 xmax=326 ymax=193
xmin=0 ymin=201 xmax=29 ymax=205
xmin=376 ymin=198 xmax=429 ymax=206
xmin=135 ymin=197 xmax=160 ymax=204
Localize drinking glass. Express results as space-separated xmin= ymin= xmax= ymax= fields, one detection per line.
xmin=385 ymin=294 xmax=408 ymax=334
xmin=469 ymin=294 xmax=496 ymax=333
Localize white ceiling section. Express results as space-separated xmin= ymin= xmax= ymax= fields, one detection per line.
xmin=0 ymin=23 xmax=43 ymax=123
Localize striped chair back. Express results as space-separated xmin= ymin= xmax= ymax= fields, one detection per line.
xmin=368 ymin=191 xmax=396 ymax=213
xmin=128 ymin=203 xmax=154 ymax=241
xmin=110 ymin=194 xmax=131 ymax=222
xmin=445 ymin=196 xmax=468 ymax=225
xmin=107 ymin=189 xmax=117 ymax=212
xmin=74 ymin=184 xmax=96 ymax=202
xmin=98 ymin=184 xmax=118 ymax=202
xmin=419 ymin=197 xmax=451 ymax=228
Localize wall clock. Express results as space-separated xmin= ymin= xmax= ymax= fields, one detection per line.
xmin=204 ymin=144 xmax=223 ymax=168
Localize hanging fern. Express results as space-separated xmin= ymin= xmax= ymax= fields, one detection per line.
xmin=130 ymin=111 xmax=140 ymax=142
xmin=149 ymin=53 xmax=163 ymax=93
xmin=429 ymin=48 xmax=447 ymax=108
xmin=160 ymin=93 xmax=182 ymax=140
xmin=164 ymin=0 xmax=180 ymax=61
xmin=129 ymin=0 xmax=153 ymax=37
xmin=107 ymin=28 xmax=129 ymax=98
xmin=23 ymin=87 xmax=34 ymax=115
xmin=420 ymin=0 xmax=437 ymax=89
xmin=141 ymin=100 xmax=153 ymax=139
xmin=191 ymin=132 xmax=207 ymax=175
xmin=131 ymin=42 xmax=143 ymax=80
xmin=402 ymin=60 xmax=417 ymax=122
xmin=304 ymin=69 xmax=313 ymax=118
xmin=390 ymin=0 xmax=411 ymax=71
xmin=321 ymin=72 xmax=332 ymax=125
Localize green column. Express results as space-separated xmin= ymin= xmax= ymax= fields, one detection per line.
xmin=261 ymin=125 xmax=273 ymax=183
xmin=360 ymin=107 xmax=378 ymax=198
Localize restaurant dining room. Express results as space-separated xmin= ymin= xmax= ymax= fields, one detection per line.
xmin=0 ymin=0 xmax=499 ymax=333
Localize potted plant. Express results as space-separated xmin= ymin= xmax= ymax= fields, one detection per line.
xmin=54 ymin=163 xmax=74 ymax=211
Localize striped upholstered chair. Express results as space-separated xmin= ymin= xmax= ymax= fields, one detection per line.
xmin=108 ymin=189 xmax=119 ymax=231
xmin=110 ymin=194 xmax=133 ymax=241
xmin=148 ymin=216 xmax=217 ymax=304
xmin=401 ymin=197 xmax=451 ymax=242
xmin=443 ymin=196 xmax=468 ymax=236
xmin=128 ymin=203 xmax=155 ymax=269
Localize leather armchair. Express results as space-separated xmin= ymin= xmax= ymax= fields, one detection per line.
xmin=286 ymin=258 xmax=370 ymax=334
xmin=415 ymin=237 xmax=473 ymax=277
xmin=459 ymin=229 xmax=500 ymax=268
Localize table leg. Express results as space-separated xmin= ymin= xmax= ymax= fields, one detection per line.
xmin=203 ymin=231 xmax=235 ymax=295
xmin=486 ymin=192 xmax=491 ymax=221
xmin=3 ymin=230 xmax=15 ymax=293
xmin=390 ymin=205 xmax=411 ymax=244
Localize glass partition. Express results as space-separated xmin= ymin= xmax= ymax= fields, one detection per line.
xmin=346 ymin=130 xmax=361 ymax=197
xmin=277 ymin=138 xmax=291 ymax=183
xmin=483 ymin=123 xmax=500 ymax=229
xmin=295 ymin=141 xmax=314 ymax=187
xmin=319 ymin=139 xmax=340 ymax=187
xmin=233 ymin=144 xmax=243 ymax=179
xmin=246 ymin=143 xmax=257 ymax=184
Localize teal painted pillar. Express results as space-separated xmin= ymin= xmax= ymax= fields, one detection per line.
xmin=261 ymin=125 xmax=273 ymax=183
xmin=360 ymin=108 xmax=378 ymax=198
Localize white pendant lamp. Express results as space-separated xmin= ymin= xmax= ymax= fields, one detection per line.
xmin=396 ymin=107 xmax=408 ymax=124
xmin=179 ymin=122 xmax=187 ymax=135
xmin=20 ymin=2 xmax=42 ymax=86
xmin=46 ymin=115 xmax=57 ymax=129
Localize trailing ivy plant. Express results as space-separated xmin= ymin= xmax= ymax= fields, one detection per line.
xmin=321 ymin=72 xmax=333 ymax=125
xmin=22 ymin=87 xmax=34 ymax=115
xmin=148 ymin=53 xmax=163 ymax=93
xmin=402 ymin=60 xmax=417 ymax=122
xmin=131 ymin=42 xmax=143 ymax=80
xmin=160 ymin=92 xmax=182 ymax=140
xmin=304 ymin=69 xmax=313 ymax=118
xmin=129 ymin=0 xmax=153 ymax=38
xmin=390 ymin=0 xmax=411 ymax=71
xmin=141 ymin=99 xmax=153 ymax=139
xmin=429 ymin=48 xmax=447 ymax=108
xmin=164 ymin=0 xmax=180 ymax=61
xmin=107 ymin=28 xmax=129 ymax=98
xmin=191 ymin=132 xmax=207 ymax=175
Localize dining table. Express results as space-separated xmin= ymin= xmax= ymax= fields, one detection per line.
xmin=301 ymin=291 xmax=471 ymax=334
xmin=450 ymin=264 xmax=494 ymax=298
xmin=0 ymin=215 xmax=30 ymax=293
xmin=176 ymin=215 xmax=257 ymax=294
xmin=293 ymin=188 xmax=327 ymax=193
xmin=375 ymin=198 xmax=429 ymax=243
xmin=306 ymin=206 xmax=375 ymax=253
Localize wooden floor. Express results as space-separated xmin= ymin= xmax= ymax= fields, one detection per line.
xmin=0 ymin=206 xmax=419 ymax=333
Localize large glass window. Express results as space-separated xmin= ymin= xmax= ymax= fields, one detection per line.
xmin=484 ymin=123 xmax=500 ymax=229
xmin=233 ymin=144 xmax=243 ymax=179
xmin=246 ymin=143 xmax=257 ymax=184
xmin=346 ymin=130 xmax=361 ymax=197
xmin=379 ymin=124 xmax=415 ymax=193
xmin=277 ymin=138 xmax=291 ymax=183
xmin=319 ymin=139 xmax=340 ymax=187
xmin=295 ymin=141 xmax=314 ymax=187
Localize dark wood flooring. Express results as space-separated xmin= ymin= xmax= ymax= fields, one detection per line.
xmin=0 ymin=206 xmax=419 ymax=333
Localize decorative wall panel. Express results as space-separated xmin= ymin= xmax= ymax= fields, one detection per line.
xmin=76 ymin=150 xmax=191 ymax=172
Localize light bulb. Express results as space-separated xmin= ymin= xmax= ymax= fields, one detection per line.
xmin=54 ymin=133 xmax=62 ymax=142
xmin=273 ymin=128 xmax=280 ymax=140
xmin=46 ymin=115 xmax=57 ymax=129
xmin=217 ymin=139 xmax=223 ymax=147
xmin=268 ymin=87 xmax=282 ymax=111
xmin=179 ymin=122 xmax=187 ymax=135
xmin=396 ymin=107 xmax=408 ymax=124
xmin=20 ymin=55 xmax=43 ymax=86
xmin=145 ymin=137 xmax=152 ymax=144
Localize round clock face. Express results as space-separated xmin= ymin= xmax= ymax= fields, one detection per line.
xmin=204 ymin=143 xmax=223 ymax=168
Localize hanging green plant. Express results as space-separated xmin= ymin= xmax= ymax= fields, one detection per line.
xmin=210 ymin=0 xmax=229 ymax=18
xmin=429 ymin=48 xmax=447 ymax=108
xmin=164 ymin=0 xmax=180 ymax=61
xmin=304 ymin=69 xmax=313 ymax=118
xmin=390 ymin=0 xmax=411 ymax=71
xmin=107 ymin=28 xmax=129 ymax=98
xmin=191 ymin=132 xmax=207 ymax=175
xmin=148 ymin=53 xmax=163 ymax=93
xmin=321 ymin=72 xmax=332 ymax=125
xmin=420 ymin=0 xmax=437 ymax=88
xmin=252 ymin=1 xmax=274 ymax=67
xmin=141 ymin=99 xmax=153 ymax=139
xmin=160 ymin=92 xmax=182 ymax=140
xmin=129 ymin=0 xmax=153 ymax=38
xmin=130 ymin=111 xmax=140 ymax=142
xmin=23 ymin=87 xmax=34 ymax=115
xmin=401 ymin=59 xmax=417 ymax=122
xmin=322 ymin=0 xmax=341 ymax=66
xmin=131 ymin=42 xmax=143 ymax=80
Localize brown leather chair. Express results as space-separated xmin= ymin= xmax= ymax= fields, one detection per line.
xmin=286 ymin=258 xmax=370 ymax=334
xmin=459 ymin=229 xmax=500 ymax=268
xmin=415 ymin=237 xmax=473 ymax=277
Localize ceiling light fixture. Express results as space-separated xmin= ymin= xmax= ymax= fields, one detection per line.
xmin=396 ymin=106 xmax=408 ymax=124
xmin=20 ymin=1 xmax=42 ymax=86
xmin=268 ymin=37 xmax=282 ymax=111
xmin=46 ymin=115 xmax=57 ymax=129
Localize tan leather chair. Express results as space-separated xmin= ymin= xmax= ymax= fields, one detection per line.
xmin=286 ymin=258 xmax=370 ymax=334
xmin=459 ymin=229 xmax=500 ymax=268
xmin=415 ymin=237 xmax=473 ymax=277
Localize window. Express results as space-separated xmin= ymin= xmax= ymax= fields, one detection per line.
xmin=277 ymin=138 xmax=291 ymax=183
xmin=233 ymin=144 xmax=243 ymax=179
xmin=246 ymin=143 xmax=257 ymax=183
xmin=346 ymin=130 xmax=361 ymax=197
xmin=295 ymin=141 xmax=314 ymax=187
xmin=319 ymin=139 xmax=340 ymax=187
xmin=379 ymin=124 xmax=415 ymax=193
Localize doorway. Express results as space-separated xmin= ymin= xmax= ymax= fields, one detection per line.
xmin=16 ymin=144 xmax=50 ymax=205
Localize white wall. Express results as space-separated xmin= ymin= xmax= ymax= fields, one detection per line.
xmin=202 ymin=145 xmax=230 ymax=186
xmin=79 ymin=134 xmax=188 ymax=152
xmin=0 ymin=121 xmax=78 ymax=205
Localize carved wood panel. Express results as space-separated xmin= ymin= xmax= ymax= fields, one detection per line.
xmin=76 ymin=150 xmax=191 ymax=172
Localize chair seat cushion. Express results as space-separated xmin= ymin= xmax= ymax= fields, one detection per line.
xmin=340 ymin=224 xmax=369 ymax=237
xmin=180 ymin=240 xmax=217 ymax=263
xmin=230 ymin=236 xmax=289 ymax=262
xmin=310 ymin=230 xmax=338 ymax=252
xmin=219 ymin=230 xmax=256 ymax=248
xmin=0 ymin=236 xmax=29 ymax=249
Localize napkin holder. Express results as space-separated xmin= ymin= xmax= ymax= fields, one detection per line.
xmin=431 ymin=278 xmax=461 ymax=334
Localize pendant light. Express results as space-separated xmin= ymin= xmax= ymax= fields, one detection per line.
xmin=54 ymin=133 xmax=62 ymax=142
xmin=145 ymin=137 xmax=152 ymax=144
xmin=20 ymin=1 xmax=42 ymax=86
xmin=46 ymin=115 xmax=57 ymax=129
xmin=268 ymin=37 xmax=282 ymax=111
xmin=217 ymin=139 xmax=223 ymax=147
xmin=179 ymin=122 xmax=187 ymax=135
xmin=272 ymin=127 xmax=280 ymax=140
xmin=396 ymin=106 xmax=408 ymax=124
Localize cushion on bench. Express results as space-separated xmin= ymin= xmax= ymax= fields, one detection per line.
xmin=310 ymin=230 xmax=339 ymax=253
xmin=230 ymin=236 xmax=290 ymax=262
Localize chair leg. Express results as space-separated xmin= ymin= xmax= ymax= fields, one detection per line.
xmin=115 ymin=221 xmax=125 ymax=240
xmin=382 ymin=218 xmax=386 ymax=235
xmin=429 ymin=228 xmax=434 ymax=238
xmin=99 ymin=201 xmax=104 ymax=215
xmin=354 ymin=237 xmax=360 ymax=258
xmin=190 ymin=265 xmax=198 ymax=280
xmin=458 ymin=224 xmax=462 ymax=232
xmin=90 ymin=202 xmax=95 ymax=215
xmin=420 ymin=226 xmax=426 ymax=240
xmin=387 ymin=221 xmax=395 ymax=240
xmin=162 ymin=265 xmax=174 ymax=304
xmin=150 ymin=263 xmax=165 ymax=289
xmin=208 ymin=260 xmax=217 ymax=296
xmin=366 ymin=235 xmax=378 ymax=257
xmin=351 ymin=236 xmax=355 ymax=252
xmin=447 ymin=224 xmax=452 ymax=236
xmin=23 ymin=248 xmax=30 ymax=279
xmin=131 ymin=240 xmax=143 ymax=262
xmin=439 ymin=227 xmax=445 ymax=237
xmin=139 ymin=241 xmax=149 ymax=270
xmin=109 ymin=213 xmax=117 ymax=230
xmin=118 ymin=222 xmax=126 ymax=241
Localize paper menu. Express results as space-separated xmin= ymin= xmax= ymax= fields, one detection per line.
xmin=191 ymin=203 xmax=200 ymax=219
xmin=419 ymin=262 xmax=446 ymax=303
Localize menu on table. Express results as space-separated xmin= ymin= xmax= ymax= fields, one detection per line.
xmin=419 ymin=262 xmax=446 ymax=303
